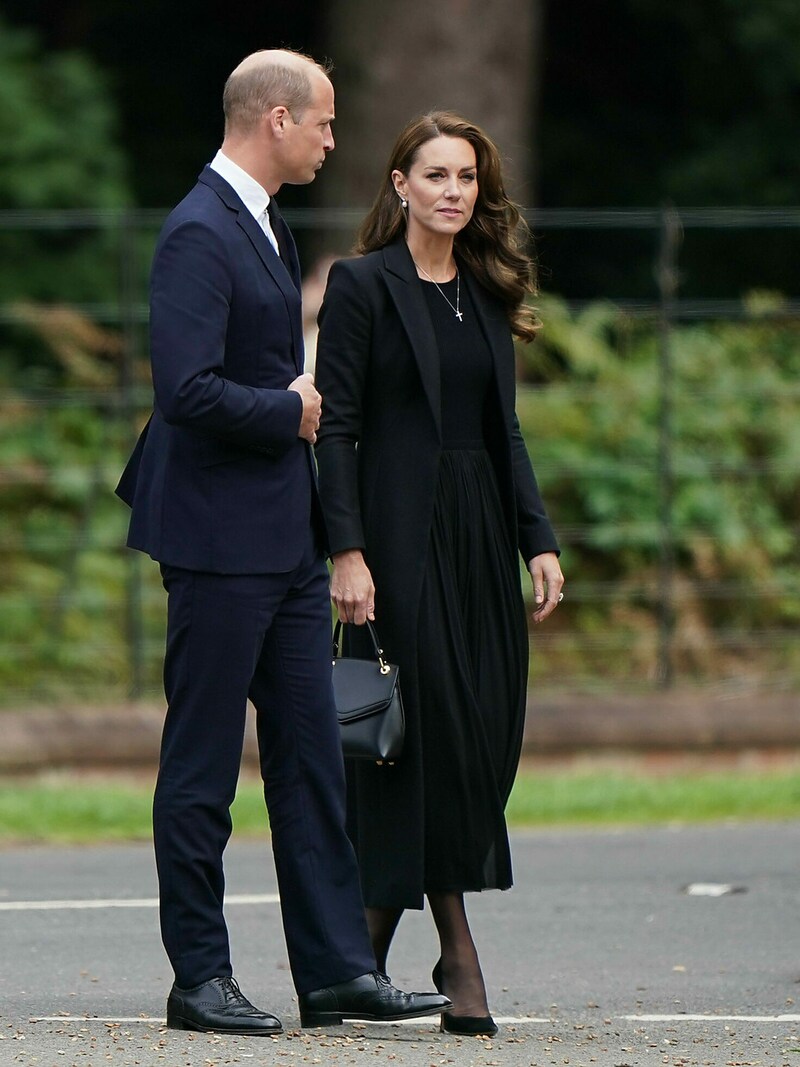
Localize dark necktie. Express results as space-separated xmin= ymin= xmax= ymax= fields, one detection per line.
xmin=266 ymin=200 xmax=287 ymax=260
xmin=260 ymin=204 xmax=281 ymax=257
xmin=267 ymin=199 xmax=300 ymax=288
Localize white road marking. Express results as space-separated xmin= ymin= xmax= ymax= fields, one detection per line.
xmin=32 ymin=1017 xmax=167 ymax=1024
xmin=28 ymin=1015 xmax=551 ymax=1026
xmin=624 ymin=1014 xmax=800 ymax=1023
xmin=27 ymin=1013 xmax=800 ymax=1027
xmin=684 ymin=883 xmax=743 ymax=896
xmin=0 ymin=893 xmax=280 ymax=912
xmin=358 ymin=1015 xmax=552 ymax=1026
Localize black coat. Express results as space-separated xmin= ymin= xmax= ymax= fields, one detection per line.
xmin=315 ymin=238 xmax=558 ymax=907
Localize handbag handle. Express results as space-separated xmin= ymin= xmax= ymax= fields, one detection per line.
xmin=332 ymin=619 xmax=391 ymax=676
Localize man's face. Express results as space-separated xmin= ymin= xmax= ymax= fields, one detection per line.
xmin=279 ymin=73 xmax=335 ymax=185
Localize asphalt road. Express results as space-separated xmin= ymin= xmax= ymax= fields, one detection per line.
xmin=1 ymin=823 xmax=799 ymax=1066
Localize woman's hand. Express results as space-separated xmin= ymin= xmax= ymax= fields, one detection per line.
xmin=331 ymin=549 xmax=376 ymax=625
xmin=528 ymin=551 xmax=564 ymax=623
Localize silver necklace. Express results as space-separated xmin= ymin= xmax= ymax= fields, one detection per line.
xmin=414 ymin=261 xmax=463 ymax=321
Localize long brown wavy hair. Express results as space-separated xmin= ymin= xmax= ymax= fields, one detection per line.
xmin=355 ymin=111 xmax=539 ymax=342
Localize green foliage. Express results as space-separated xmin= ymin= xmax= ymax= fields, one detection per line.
xmin=0 ymin=17 xmax=129 ymax=210
xmin=0 ymin=304 xmax=162 ymax=703
xmin=1 ymin=288 xmax=799 ymax=702
xmin=0 ymin=391 xmax=164 ymax=705
xmin=517 ymin=294 xmax=800 ymax=684
xmin=0 ymin=14 xmax=135 ymax=370
xmin=0 ymin=15 xmax=157 ymax=645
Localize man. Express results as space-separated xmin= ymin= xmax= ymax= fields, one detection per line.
xmin=116 ymin=49 xmax=449 ymax=1035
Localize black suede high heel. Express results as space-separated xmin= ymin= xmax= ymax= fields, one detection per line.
xmin=432 ymin=959 xmax=498 ymax=1037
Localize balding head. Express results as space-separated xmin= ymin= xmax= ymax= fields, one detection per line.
xmin=223 ymin=49 xmax=332 ymax=137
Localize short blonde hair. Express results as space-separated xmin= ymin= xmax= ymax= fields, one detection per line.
xmin=223 ymin=49 xmax=331 ymax=134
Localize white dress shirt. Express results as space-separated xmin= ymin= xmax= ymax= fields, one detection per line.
xmin=209 ymin=149 xmax=280 ymax=257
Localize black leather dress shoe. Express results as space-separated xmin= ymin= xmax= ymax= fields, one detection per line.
xmin=299 ymin=970 xmax=451 ymax=1027
xmin=166 ymin=976 xmax=283 ymax=1034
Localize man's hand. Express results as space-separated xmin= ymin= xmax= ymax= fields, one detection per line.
xmin=331 ymin=549 xmax=375 ymax=625
xmin=288 ymin=372 xmax=322 ymax=443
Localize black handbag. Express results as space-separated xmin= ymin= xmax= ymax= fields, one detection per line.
xmin=332 ymin=620 xmax=405 ymax=764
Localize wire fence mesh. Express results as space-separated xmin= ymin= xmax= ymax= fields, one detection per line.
xmin=0 ymin=207 xmax=798 ymax=706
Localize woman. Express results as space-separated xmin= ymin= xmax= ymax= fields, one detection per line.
xmin=314 ymin=112 xmax=563 ymax=1036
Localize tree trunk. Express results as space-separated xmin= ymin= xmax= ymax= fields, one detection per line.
xmin=317 ymin=0 xmax=543 ymax=253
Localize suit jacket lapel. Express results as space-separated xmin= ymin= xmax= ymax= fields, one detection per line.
xmin=199 ymin=168 xmax=305 ymax=372
xmin=381 ymin=240 xmax=442 ymax=440
xmin=234 ymin=208 xmax=305 ymax=373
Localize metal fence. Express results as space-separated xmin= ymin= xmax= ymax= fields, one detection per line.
xmin=1 ymin=207 xmax=798 ymax=706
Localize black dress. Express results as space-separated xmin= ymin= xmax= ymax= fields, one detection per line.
xmin=316 ymin=243 xmax=560 ymax=911
xmin=412 ymin=276 xmax=529 ymax=893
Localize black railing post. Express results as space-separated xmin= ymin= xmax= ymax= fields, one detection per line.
xmin=655 ymin=206 xmax=683 ymax=688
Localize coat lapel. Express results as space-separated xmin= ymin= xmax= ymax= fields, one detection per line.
xmin=381 ymin=241 xmax=441 ymax=440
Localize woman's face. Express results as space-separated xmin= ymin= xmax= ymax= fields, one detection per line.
xmin=392 ymin=136 xmax=478 ymax=242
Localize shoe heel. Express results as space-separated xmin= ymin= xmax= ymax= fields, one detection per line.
xmin=166 ymin=1012 xmax=189 ymax=1031
xmin=300 ymin=1010 xmax=343 ymax=1028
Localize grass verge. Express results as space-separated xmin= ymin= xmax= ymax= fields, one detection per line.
xmin=1 ymin=765 xmax=799 ymax=844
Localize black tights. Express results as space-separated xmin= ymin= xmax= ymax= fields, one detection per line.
xmin=366 ymin=892 xmax=490 ymax=1017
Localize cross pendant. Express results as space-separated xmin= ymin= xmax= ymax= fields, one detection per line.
xmin=456 ymin=310 xmax=463 ymax=321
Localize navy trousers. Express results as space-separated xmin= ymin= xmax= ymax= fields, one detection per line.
xmin=155 ymin=532 xmax=375 ymax=993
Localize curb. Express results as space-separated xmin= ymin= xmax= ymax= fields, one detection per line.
xmin=1 ymin=690 xmax=798 ymax=773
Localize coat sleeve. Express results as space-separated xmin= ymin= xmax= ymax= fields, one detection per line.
xmin=149 ymin=219 xmax=302 ymax=449
xmin=314 ymin=259 xmax=373 ymax=556
xmin=511 ymin=412 xmax=561 ymax=563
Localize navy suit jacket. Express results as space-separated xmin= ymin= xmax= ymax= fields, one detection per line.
xmin=117 ymin=166 xmax=320 ymax=574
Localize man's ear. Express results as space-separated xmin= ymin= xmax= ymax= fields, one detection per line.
xmin=268 ymin=106 xmax=290 ymax=137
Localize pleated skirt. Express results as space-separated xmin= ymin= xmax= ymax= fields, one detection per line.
xmin=417 ymin=447 xmax=529 ymax=893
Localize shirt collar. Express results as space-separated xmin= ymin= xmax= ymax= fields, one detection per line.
xmin=209 ymin=150 xmax=271 ymax=222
